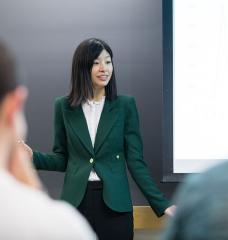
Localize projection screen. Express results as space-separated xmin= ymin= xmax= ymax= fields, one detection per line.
xmin=163 ymin=0 xmax=228 ymax=181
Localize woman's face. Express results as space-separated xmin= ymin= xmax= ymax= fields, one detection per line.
xmin=91 ymin=49 xmax=113 ymax=90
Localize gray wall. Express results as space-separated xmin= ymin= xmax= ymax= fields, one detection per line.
xmin=0 ymin=0 xmax=177 ymax=204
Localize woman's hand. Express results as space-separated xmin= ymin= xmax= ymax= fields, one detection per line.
xmin=164 ymin=205 xmax=176 ymax=217
xmin=17 ymin=139 xmax=33 ymax=160
xmin=9 ymin=143 xmax=42 ymax=190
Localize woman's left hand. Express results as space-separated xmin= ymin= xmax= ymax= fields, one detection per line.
xmin=164 ymin=205 xmax=176 ymax=217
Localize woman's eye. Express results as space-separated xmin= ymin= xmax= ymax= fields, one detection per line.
xmin=93 ymin=61 xmax=99 ymax=65
xmin=106 ymin=61 xmax=112 ymax=64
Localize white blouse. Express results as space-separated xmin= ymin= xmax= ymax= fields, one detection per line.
xmin=82 ymin=96 xmax=105 ymax=181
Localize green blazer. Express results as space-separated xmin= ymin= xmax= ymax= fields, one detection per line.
xmin=33 ymin=95 xmax=170 ymax=217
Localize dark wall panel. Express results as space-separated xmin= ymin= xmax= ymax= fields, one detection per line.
xmin=0 ymin=0 xmax=177 ymax=204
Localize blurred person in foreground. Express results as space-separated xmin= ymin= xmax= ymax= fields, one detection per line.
xmin=0 ymin=42 xmax=96 ymax=240
xmin=162 ymin=161 xmax=228 ymax=240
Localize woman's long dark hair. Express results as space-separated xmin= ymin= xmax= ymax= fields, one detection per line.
xmin=68 ymin=38 xmax=117 ymax=107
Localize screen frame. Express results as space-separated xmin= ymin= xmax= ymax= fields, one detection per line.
xmin=162 ymin=0 xmax=185 ymax=182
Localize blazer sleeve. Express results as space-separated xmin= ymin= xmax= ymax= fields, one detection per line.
xmin=124 ymin=96 xmax=170 ymax=217
xmin=33 ymin=98 xmax=68 ymax=171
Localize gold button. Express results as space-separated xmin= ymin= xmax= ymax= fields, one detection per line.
xmin=89 ymin=158 xmax=94 ymax=163
xmin=116 ymin=155 xmax=120 ymax=159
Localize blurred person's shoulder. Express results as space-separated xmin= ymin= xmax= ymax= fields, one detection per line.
xmin=0 ymin=169 xmax=96 ymax=240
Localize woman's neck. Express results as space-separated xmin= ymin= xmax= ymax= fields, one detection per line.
xmin=92 ymin=88 xmax=105 ymax=102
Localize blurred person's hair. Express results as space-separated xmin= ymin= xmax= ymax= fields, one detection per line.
xmin=163 ymin=162 xmax=228 ymax=240
xmin=0 ymin=43 xmax=18 ymax=104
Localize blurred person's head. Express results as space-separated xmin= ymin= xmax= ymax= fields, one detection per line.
xmin=163 ymin=162 xmax=228 ymax=240
xmin=0 ymin=42 xmax=27 ymax=168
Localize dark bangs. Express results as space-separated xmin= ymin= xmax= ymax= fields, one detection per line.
xmin=68 ymin=38 xmax=117 ymax=107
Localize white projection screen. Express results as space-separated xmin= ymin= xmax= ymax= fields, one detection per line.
xmin=163 ymin=0 xmax=228 ymax=180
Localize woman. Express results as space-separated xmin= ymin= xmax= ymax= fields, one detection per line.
xmin=22 ymin=38 xmax=175 ymax=240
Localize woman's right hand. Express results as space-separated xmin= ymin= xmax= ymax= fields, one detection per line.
xmin=9 ymin=141 xmax=42 ymax=190
xmin=18 ymin=140 xmax=33 ymax=160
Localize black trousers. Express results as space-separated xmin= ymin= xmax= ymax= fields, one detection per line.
xmin=78 ymin=181 xmax=134 ymax=240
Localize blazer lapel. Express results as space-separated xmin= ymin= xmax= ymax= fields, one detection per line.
xmin=94 ymin=99 xmax=119 ymax=153
xmin=64 ymin=106 xmax=94 ymax=156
